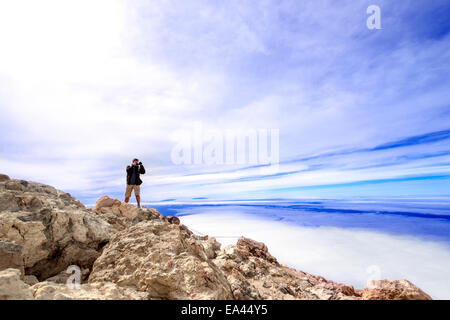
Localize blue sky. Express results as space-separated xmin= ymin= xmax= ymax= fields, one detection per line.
xmin=0 ymin=0 xmax=449 ymax=204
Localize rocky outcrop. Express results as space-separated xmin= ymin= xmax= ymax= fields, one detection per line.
xmin=212 ymin=237 xmax=359 ymax=300
xmin=0 ymin=178 xmax=115 ymax=280
xmin=362 ymin=279 xmax=432 ymax=300
xmin=92 ymin=195 xmax=162 ymax=231
xmin=0 ymin=174 xmax=433 ymax=300
xmin=88 ymin=221 xmax=234 ymax=299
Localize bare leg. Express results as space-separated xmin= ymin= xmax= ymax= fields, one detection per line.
xmin=124 ymin=197 xmax=130 ymax=203
xmin=136 ymin=195 xmax=141 ymax=208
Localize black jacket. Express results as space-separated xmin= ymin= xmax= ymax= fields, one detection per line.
xmin=126 ymin=164 xmax=146 ymax=185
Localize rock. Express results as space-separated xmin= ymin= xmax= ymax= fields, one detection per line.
xmin=336 ymin=284 xmax=356 ymax=296
xmin=93 ymin=196 xmax=121 ymax=212
xmin=93 ymin=196 xmax=161 ymax=224
xmin=213 ymin=237 xmax=363 ymax=300
xmin=167 ymin=216 xmax=180 ymax=225
xmin=117 ymin=203 xmax=140 ymax=219
xmin=31 ymin=281 xmax=149 ymax=300
xmin=202 ymin=237 xmax=221 ymax=259
xmin=24 ymin=275 xmax=39 ymax=286
xmin=0 ymin=176 xmax=433 ymax=301
xmin=0 ymin=268 xmax=148 ymax=300
xmin=89 ymin=221 xmax=234 ymax=300
xmin=362 ymin=279 xmax=432 ymax=300
xmin=0 ymin=179 xmax=84 ymax=210
xmin=0 ymin=268 xmax=34 ymax=300
xmin=0 ymin=240 xmax=24 ymax=276
xmin=92 ymin=197 xmax=163 ymax=233
xmin=236 ymin=237 xmax=277 ymax=263
xmin=0 ymin=179 xmax=116 ymax=280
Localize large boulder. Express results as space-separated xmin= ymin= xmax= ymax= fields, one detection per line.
xmin=93 ymin=196 xmax=121 ymax=212
xmin=0 ymin=179 xmax=115 ymax=280
xmin=362 ymin=279 xmax=432 ymax=300
xmin=88 ymin=221 xmax=234 ymax=299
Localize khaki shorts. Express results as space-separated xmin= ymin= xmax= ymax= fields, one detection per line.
xmin=125 ymin=184 xmax=140 ymax=198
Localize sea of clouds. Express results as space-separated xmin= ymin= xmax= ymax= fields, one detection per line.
xmin=178 ymin=205 xmax=450 ymax=299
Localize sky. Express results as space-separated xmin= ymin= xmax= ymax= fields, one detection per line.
xmin=0 ymin=0 xmax=450 ymax=204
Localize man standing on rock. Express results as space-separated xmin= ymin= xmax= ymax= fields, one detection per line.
xmin=125 ymin=158 xmax=146 ymax=208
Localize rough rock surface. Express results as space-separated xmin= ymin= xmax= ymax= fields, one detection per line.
xmin=23 ymin=274 xmax=39 ymax=286
xmin=212 ymin=237 xmax=360 ymax=300
xmin=0 ymin=174 xmax=433 ymax=300
xmin=0 ymin=240 xmax=24 ymax=276
xmin=362 ymin=279 xmax=432 ymax=300
xmin=0 ymin=178 xmax=115 ymax=280
xmin=167 ymin=216 xmax=180 ymax=225
xmin=92 ymin=195 xmax=162 ymax=231
xmin=93 ymin=195 xmax=122 ymax=212
xmin=88 ymin=221 xmax=234 ymax=299
xmin=0 ymin=268 xmax=147 ymax=300
xmin=31 ymin=281 xmax=149 ymax=300
xmin=0 ymin=268 xmax=34 ymax=300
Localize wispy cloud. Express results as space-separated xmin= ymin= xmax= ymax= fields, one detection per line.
xmin=0 ymin=0 xmax=449 ymax=202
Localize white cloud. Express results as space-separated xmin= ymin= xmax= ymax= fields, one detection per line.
xmin=181 ymin=210 xmax=450 ymax=299
xmin=0 ymin=0 xmax=449 ymax=201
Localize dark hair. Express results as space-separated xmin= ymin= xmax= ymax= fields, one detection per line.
xmin=132 ymin=158 xmax=139 ymax=162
